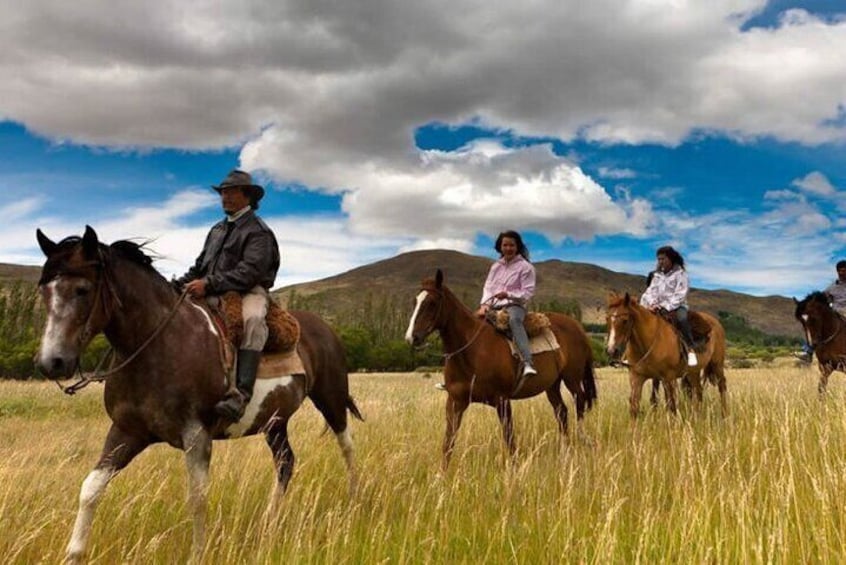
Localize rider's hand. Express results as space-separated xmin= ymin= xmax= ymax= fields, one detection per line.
xmin=184 ymin=279 xmax=207 ymax=298
xmin=476 ymin=304 xmax=489 ymax=318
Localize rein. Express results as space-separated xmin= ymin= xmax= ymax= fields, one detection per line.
xmin=615 ymin=308 xmax=661 ymax=372
xmin=57 ymin=289 xmax=189 ymax=395
xmin=426 ymin=291 xmax=490 ymax=361
xmin=813 ymin=315 xmax=844 ymax=349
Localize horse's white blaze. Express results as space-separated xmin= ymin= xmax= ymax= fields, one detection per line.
xmin=802 ymin=314 xmax=809 ymax=322
xmin=606 ymin=324 xmax=617 ymax=352
xmin=66 ymin=468 xmax=112 ymax=560
xmin=404 ymin=290 xmax=428 ymax=344
xmin=806 ymin=328 xmax=814 ymax=347
xmin=40 ymin=280 xmax=76 ymax=361
xmin=226 ymin=376 xmax=300 ymax=437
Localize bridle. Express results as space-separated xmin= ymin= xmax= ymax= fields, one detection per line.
xmin=416 ymin=288 xmax=487 ymax=361
xmin=802 ymin=304 xmax=844 ymax=350
xmin=46 ymin=249 xmax=188 ymax=395
xmin=608 ymin=304 xmax=660 ymax=371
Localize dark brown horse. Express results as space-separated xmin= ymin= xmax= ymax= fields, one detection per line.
xmin=35 ymin=226 xmax=362 ymax=564
xmin=795 ymin=291 xmax=846 ymax=394
xmin=404 ymin=269 xmax=597 ymax=470
xmin=605 ymin=292 xmax=727 ymax=418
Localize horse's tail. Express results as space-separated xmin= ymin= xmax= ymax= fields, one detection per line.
xmin=582 ymin=362 xmax=597 ymax=411
xmin=347 ymin=395 xmax=365 ymax=421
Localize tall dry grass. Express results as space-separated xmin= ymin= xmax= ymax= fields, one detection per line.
xmin=1 ymin=365 xmax=846 ymax=563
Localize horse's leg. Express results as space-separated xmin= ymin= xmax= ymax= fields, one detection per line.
xmin=182 ymin=422 xmax=212 ymax=562
xmin=66 ymin=425 xmax=149 ymax=564
xmin=649 ymin=377 xmax=660 ymax=408
xmin=308 ymin=389 xmax=357 ymax=496
xmin=545 ymin=385 xmax=568 ymax=437
xmin=818 ymin=363 xmax=833 ymax=395
xmin=664 ymin=377 xmax=679 ymax=415
xmin=629 ymin=371 xmax=646 ymax=420
xmin=686 ymin=371 xmax=703 ymax=410
xmin=495 ymin=397 xmax=516 ymax=456
xmin=442 ymin=394 xmax=469 ymax=472
xmin=712 ymin=363 xmax=729 ymax=416
xmin=264 ymin=416 xmax=295 ymax=516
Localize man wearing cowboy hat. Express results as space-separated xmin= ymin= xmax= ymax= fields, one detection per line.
xmin=175 ymin=169 xmax=280 ymax=421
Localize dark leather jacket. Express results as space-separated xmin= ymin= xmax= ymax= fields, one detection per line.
xmin=177 ymin=210 xmax=280 ymax=294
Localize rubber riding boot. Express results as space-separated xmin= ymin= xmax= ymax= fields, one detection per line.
xmin=512 ymin=361 xmax=537 ymax=395
xmin=679 ymin=320 xmax=698 ymax=366
xmin=215 ymin=349 xmax=262 ymax=421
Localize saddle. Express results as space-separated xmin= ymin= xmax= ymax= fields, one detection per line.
xmin=657 ymin=309 xmax=711 ymax=352
xmin=489 ymin=309 xmax=551 ymax=338
xmin=218 ymin=291 xmax=300 ymax=353
xmin=486 ymin=309 xmax=560 ymax=356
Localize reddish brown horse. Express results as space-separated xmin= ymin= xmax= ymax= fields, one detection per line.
xmin=404 ymin=269 xmax=597 ymax=470
xmin=35 ymin=226 xmax=362 ymax=564
xmin=795 ymin=291 xmax=846 ymax=394
xmin=605 ymin=292 xmax=727 ymax=418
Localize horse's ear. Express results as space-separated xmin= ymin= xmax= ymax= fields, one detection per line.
xmin=623 ymin=292 xmax=631 ymax=305
xmin=81 ymin=225 xmax=100 ymax=259
xmin=36 ymin=229 xmax=57 ymax=257
xmin=793 ymin=297 xmax=798 ymax=304
xmin=435 ymin=269 xmax=443 ymax=289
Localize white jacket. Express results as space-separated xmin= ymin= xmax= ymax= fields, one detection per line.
xmin=640 ymin=266 xmax=689 ymax=311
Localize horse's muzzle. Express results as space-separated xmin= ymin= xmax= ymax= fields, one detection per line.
xmin=36 ymin=355 xmax=78 ymax=379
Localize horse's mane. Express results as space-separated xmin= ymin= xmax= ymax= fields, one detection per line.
xmin=795 ymin=291 xmax=832 ymax=319
xmin=39 ymin=235 xmax=169 ymax=286
xmin=108 ymin=240 xmax=169 ymax=284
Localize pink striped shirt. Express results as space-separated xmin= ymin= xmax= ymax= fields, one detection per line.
xmin=480 ymin=255 xmax=536 ymax=307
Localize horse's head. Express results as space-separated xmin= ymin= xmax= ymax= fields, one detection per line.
xmin=35 ymin=226 xmax=112 ymax=378
xmin=795 ymin=291 xmax=835 ymax=348
xmin=605 ymin=291 xmax=637 ymax=359
xmin=404 ymin=269 xmax=446 ymax=348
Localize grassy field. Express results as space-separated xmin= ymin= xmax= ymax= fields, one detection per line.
xmin=2 ymin=365 xmax=846 ymax=564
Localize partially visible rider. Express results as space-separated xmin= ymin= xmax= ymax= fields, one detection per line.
xmin=797 ymin=260 xmax=846 ymax=362
xmin=475 ymin=230 xmax=538 ymax=386
xmin=174 ymin=169 xmax=280 ymax=421
xmin=639 ymin=246 xmax=698 ymax=367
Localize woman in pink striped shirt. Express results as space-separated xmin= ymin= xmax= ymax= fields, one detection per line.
xmin=476 ymin=230 xmax=538 ymax=382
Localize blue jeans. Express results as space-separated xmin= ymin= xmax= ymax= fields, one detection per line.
xmin=674 ymin=306 xmax=694 ymax=347
xmin=505 ymin=305 xmax=533 ymax=367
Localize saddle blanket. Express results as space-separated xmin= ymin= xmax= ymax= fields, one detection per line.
xmin=508 ymin=327 xmax=561 ymax=356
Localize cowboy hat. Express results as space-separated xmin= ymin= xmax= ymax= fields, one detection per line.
xmin=211 ymin=169 xmax=265 ymax=201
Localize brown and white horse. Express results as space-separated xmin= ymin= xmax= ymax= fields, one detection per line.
xmin=605 ymin=292 xmax=727 ymax=418
xmin=405 ymin=269 xmax=597 ymax=471
xmin=795 ymin=291 xmax=846 ymax=394
xmin=35 ymin=226 xmax=362 ymax=564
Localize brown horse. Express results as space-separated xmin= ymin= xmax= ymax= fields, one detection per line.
xmin=404 ymin=269 xmax=597 ymax=470
xmin=795 ymin=291 xmax=846 ymax=394
xmin=34 ymin=226 xmax=362 ymax=564
xmin=605 ymin=292 xmax=727 ymax=418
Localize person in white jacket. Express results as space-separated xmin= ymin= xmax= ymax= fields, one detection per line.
xmin=640 ymin=246 xmax=698 ymax=366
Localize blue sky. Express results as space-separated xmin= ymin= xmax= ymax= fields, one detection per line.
xmin=1 ymin=1 xmax=845 ymax=297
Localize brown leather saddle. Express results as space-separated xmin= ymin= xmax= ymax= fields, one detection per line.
xmin=657 ymin=309 xmax=711 ymax=353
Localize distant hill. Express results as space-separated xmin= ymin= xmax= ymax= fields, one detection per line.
xmin=275 ymin=249 xmax=802 ymax=338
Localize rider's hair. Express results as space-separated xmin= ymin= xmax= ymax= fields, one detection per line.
xmin=656 ymin=245 xmax=685 ymax=269
xmin=837 ymin=260 xmax=846 ymax=270
xmin=495 ymin=230 xmax=530 ymax=260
